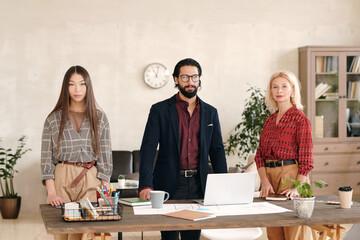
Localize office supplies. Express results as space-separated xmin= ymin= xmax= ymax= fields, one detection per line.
xmin=265 ymin=194 xmax=288 ymax=201
xmin=315 ymin=200 xmax=341 ymax=205
xmin=105 ymin=185 xmax=109 ymax=196
xmin=197 ymin=173 xmax=256 ymax=206
xmin=164 ymin=209 xmax=215 ymax=221
xmin=114 ymin=193 xmax=119 ymax=214
xmin=97 ymin=187 xmax=111 ymax=206
xmin=79 ymin=198 xmax=99 ymax=219
xmin=64 ymin=202 xmax=81 ymax=219
xmin=118 ymin=197 xmax=151 ymax=207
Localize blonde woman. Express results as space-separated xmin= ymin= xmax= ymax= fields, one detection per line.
xmin=255 ymin=71 xmax=314 ymax=240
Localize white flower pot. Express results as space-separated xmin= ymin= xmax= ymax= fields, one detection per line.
xmin=293 ymin=196 xmax=315 ymax=218
xmin=118 ymin=179 xmax=126 ymax=188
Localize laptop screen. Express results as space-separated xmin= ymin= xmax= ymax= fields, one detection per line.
xmin=202 ymin=173 xmax=256 ymax=206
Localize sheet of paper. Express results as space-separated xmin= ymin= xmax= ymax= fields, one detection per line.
xmin=133 ymin=204 xmax=203 ymax=215
xmin=133 ymin=202 xmax=291 ymax=216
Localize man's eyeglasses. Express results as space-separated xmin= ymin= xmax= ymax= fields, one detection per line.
xmin=179 ymin=74 xmax=200 ymax=83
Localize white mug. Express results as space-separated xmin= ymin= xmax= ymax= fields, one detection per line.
xmin=150 ymin=190 xmax=170 ymax=208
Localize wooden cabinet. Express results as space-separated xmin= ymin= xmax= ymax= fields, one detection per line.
xmin=299 ymin=46 xmax=360 ymax=198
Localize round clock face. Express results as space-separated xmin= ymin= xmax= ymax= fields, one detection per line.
xmin=144 ymin=63 xmax=170 ymax=88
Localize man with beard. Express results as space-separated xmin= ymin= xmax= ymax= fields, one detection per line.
xmin=139 ymin=58 xmax=227 ymax=240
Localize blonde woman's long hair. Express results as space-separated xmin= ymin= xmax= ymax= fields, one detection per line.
xmin=265 ymin=71 xmax=303 ymax=113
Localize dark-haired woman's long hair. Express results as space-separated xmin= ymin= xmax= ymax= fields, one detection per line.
xmin=49 ymin=65 xmax=99 ymax=159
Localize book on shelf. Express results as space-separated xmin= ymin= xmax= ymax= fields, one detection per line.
xmin=163 ymin=209 xmax=216 ymax=221
xmin=315 ymin=116 xmax=324 ymax=139
xmin=316 ymin=56 xmax=323 ymax=73
xmin=118 ymin=197 xmax=151 ymax=206
xmin=350 ymin=56 xmax=360 ymax=72
xmin=348 ymin=81 xmax=352 ymax=98
xmin=326 ymin=56 xmax=331 ymax=72
xmin=323 ymin=92 xmax=339 ymax=100
xmin=354 ymin=82 xmax=359 ymax=99
xmin=265 ymin=194 xmax=288 ymax=201
xmin=331 ymin=57 xmax=338 ymax=72
xmin=315 ymin=83 xmax=332 ymax=99
xmin=349 ymin=56 xmax=355 ymax=72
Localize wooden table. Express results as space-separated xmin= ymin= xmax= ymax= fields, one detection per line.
xmin=40 ymin=196 xmax=360 ymax=239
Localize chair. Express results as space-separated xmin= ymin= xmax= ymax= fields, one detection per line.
xmin=111 ymin=150 xmax=137 ymax=198
xmin=344 ymin=224 xmax=360 ymax=240
xmin=111 ymin=151 xmax=133 ymax=182
xmin=201 ymin=227 xmax=262 ymax=240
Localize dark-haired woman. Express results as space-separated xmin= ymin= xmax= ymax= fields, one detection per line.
xmin=41 ymin=66 xmax=112 ymax=240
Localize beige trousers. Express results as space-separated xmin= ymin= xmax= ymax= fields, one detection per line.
xmin=54 ymin=163 xmax=102 ymax=240
xmin=265 ymin=161 xmax=305 ymax=240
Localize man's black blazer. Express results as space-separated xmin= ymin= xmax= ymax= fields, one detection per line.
xmin=139 ymin=95 xmax=228 ymax=197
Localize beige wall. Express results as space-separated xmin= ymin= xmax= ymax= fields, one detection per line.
xmin=1 ymin=0 xmax=360 ymax=212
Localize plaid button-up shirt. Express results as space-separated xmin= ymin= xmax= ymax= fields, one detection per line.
xmin=41 ymin=109 xmax=112 ymax=182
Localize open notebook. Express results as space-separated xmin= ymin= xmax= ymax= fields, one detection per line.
xmin=197 ymin=173 xmax=256 ymax=206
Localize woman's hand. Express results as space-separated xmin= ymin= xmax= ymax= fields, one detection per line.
xmin=281 ymin=174 xmax=307 ymax=199
xmin=260 ymin=180 xmax=275 ymax=197
xmin=47 ymin=193 xmax=65 ymax=206
xmin=257 ymin=167 xmax=275 ymax=197
xmin=281 ymin=188 xmax=298 ymax=200
xmin=45 ymin=179 xmax=65 ymax=206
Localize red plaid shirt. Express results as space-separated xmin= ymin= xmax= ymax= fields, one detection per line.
xmin=254 ymin=105 xmax=314 ymax=176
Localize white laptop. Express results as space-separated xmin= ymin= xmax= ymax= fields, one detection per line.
xmin=199 ymin=173 xmax=257 ymax=206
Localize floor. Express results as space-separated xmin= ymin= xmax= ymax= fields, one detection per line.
xmin=0 ymin=211 xmax=354 ymax=240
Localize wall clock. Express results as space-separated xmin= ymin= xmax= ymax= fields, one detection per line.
xmin=143 ymin=63 xmax=170 ymax=88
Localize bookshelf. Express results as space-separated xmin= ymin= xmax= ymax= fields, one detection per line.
xmin=299 ymin=46 xmax=360 ymax=198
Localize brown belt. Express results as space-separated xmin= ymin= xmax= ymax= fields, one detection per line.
xmin=61 ymin=160 xmax=96 ymax=188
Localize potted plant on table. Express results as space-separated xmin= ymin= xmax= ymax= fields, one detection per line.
xmin=225 ymin=86 xmax=270 ymax=168
xmin=282 ymin=178 xmax=327 ymax=219
xmin=118 ymin=174 xmax=126 ymax=188
xmin=0 ymin=136 xmax=31 ymax=219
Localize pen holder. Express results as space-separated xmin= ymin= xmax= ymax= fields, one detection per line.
xmin=61 ymin=197 xmax=122 ymax=222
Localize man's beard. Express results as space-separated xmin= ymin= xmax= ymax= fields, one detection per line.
xmin=178 ymin=84 xmax=198 ymax=99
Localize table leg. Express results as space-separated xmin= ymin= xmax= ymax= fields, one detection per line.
xmin=81 ymin=233 xmax=89 ymax=240
xmin=290 ymin=226 xmax=303 ymax=240
xmin=118 ymin=232 xmax=122 ymax=240
xmin=311 ymin=228 xmax=319 ymax=240
xmin=309 ymin=225 xmax=345 ymax=240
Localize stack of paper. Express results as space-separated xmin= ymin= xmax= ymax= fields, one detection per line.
xmin=64 ymin=202 xmax=81 ymax=219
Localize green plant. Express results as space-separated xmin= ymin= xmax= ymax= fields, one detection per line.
xmin=0 ymin=136 xmax=31 ymax=198
xmin=225 ymin=86 xmax=270 ymax=166
xmin=118 ymin=174 xmax=125 ymax=180
xmin=281 ymin=178 xmax=327 ymax=198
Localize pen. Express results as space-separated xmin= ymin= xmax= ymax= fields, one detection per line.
xmin=315 ymin=200 xmax=340 ymax=205
xmin=105 ymin=185 xmax=109 ymax=197
xmin=114 ymin=192 xmax=119 ymax=214
xmin=97 ymin=187 xmax=111 ymax=206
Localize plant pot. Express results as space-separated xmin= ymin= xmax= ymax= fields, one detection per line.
xmin=118 ymin=179 xmax=126 ymax=188
xmin=0 ymin=196 xmax=21 ymax=219
xmin=293 ymin=196 xmax=315 ymax=219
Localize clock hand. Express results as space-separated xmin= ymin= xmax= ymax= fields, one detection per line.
xmin=152 ymin=66 xmax=158 ymax=78
xmin=156 ymin=66 xmax=160 ymax=77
